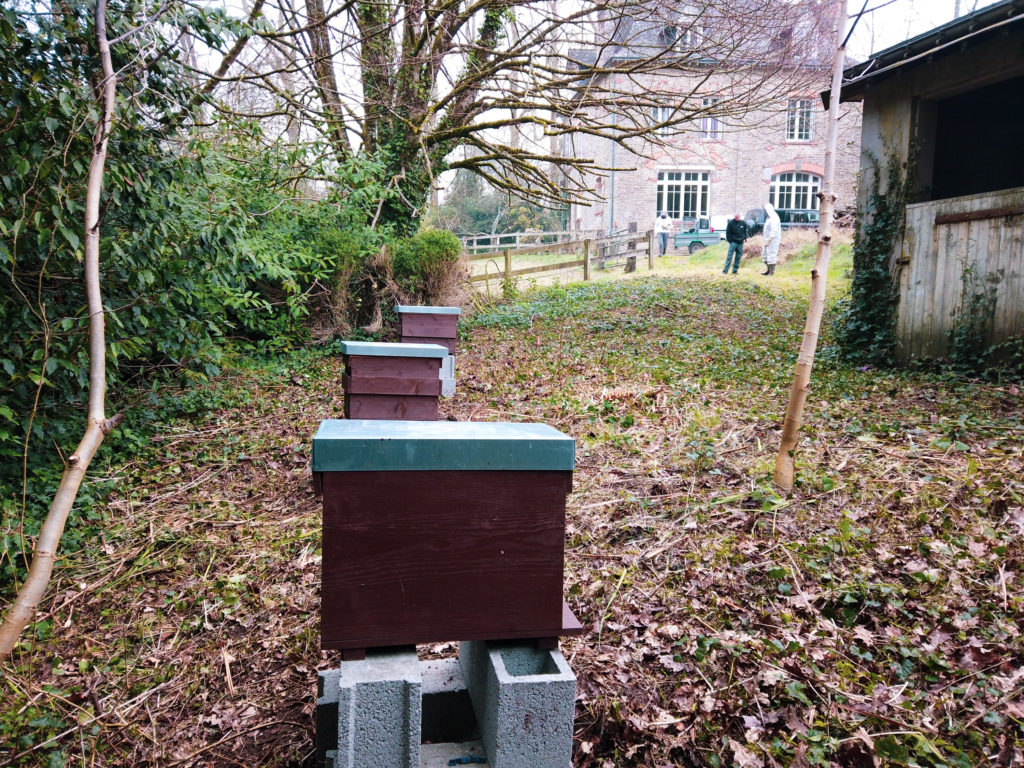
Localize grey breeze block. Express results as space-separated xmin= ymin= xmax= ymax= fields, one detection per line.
xmin=459 ymin=640 xmax=577 ymax=768
xmin=318 ymin=648 xmax=422 ymax=768
xmin=317 ymin=656 xmax=482 ymax=767
xmin=440 ymin=354 xmax=456 ymax=398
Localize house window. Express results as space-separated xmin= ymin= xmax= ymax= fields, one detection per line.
xmin=651 ymin=105 xmax=674 ymax=136
xmin=701 ymin=97 xmax=721 ymax=140
xmin=786 ymin=99 xmax=813 ymax=141
xmin=770 ymin=172 xmax=820 ymax=209
xmin=656 ymin=171 xmax=710 ymax=218
xmin=659 ymin=24 xmax=695 ymax=47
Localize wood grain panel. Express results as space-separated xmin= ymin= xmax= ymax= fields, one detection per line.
xmin=344 ymin=393 xmax=439 ymax=421
xmin=346 ymin=356 xmax=442 ymax=378
xmin=342 ymin=373 xmax=442 ymax=396
xmin=321 ymin=470 xmax=574 ymax=650
xmin=897 ymin=187 xmax=1024 ymax=362
xmin=399 ymin=314 xmax=458 ymax=339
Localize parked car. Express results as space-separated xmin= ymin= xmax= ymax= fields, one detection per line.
xmin=673 ymin=216 xmax=724 ymax=254
xmin=744 ymin=208 xmax=820 ymax=235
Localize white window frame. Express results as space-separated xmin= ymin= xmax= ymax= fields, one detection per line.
xmin=651 ymin=105 xmax=674 ymax=137
xmin=700 ymin=97 xmax=721 ymax=140
xmin=656 ymin=170 xmax=710 ymax=219
xmin=770 ymin=172 xmax=820 ymax=210
xmin=786 ymin=99 xmax=813 ymax=142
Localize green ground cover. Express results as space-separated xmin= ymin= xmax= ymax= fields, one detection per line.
xmin=1 ymin=269 xmax=1021 ymax=767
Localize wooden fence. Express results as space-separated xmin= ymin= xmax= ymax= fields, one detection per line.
xmin=466 ymin=230 xmax=657 ymax=287
xmin=895 ymin=186 xmax=1024 ymax=363
xmin=461 ymin=230 xmax=600 ymax=256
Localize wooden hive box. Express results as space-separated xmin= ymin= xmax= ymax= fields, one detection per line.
xmin=395 ymin=304 xmax=461 ymax=355
xmin=340 ymin=341 xmax=448 ymax=421
xmin=313 ymin=419 xmax=583 ymax=653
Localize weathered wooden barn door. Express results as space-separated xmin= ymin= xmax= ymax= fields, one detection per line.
xmin=895 ymin=187 xmax=1024 ymax=363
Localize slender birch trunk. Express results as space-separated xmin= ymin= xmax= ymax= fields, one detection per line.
xmin=0 ymin=0 xmax=121 ymax=657
xmin=773 ymin=0 xmax=849 ymax=491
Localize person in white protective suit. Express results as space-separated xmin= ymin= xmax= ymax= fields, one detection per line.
xmin=761 ymin=202 xmax=781 ymax=275
xmin=655 ymin=212 xmax=672 ymax=256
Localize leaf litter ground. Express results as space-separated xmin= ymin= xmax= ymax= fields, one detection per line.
xmin=1 ymin=265 xmax=1022 ymax=767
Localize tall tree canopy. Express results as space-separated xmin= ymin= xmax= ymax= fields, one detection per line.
xmin=200 ymin=0 xmax=839 ymax=232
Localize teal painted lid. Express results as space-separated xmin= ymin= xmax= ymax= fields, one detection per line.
xmin=313 ymin=420 xmax=575 ymax=472
xmin=340 ymin=341 xmax=449 ymax=358
xmin=395 ymin=304 xmax=462 ymax=316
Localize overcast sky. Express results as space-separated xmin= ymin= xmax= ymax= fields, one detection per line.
xmin=846 ymin=0 xmax=1004 ymax=59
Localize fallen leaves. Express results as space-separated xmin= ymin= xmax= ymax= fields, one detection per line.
xmin=3 ymin=278 xmax=1022 ymax=767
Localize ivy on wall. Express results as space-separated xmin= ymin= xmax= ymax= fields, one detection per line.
xmin=949 ymin=262 xmax=999 ymax=373
xmin=834 ymin=152 xmax=913 ymax=366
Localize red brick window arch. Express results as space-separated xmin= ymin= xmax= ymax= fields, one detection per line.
xmin=770 ymin=171 xmax=820 ymax=210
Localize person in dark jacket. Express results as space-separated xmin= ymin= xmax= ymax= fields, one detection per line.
xmin=723 ymin=213 xmax=748 ymax=274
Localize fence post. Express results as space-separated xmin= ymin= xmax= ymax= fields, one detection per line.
xmin=503 ymin=249 xmax=511 ymax=283
xmin=583 ymin=240 xmax=591 ymax=282
xmin=648 ymin=229 xmax=655 ymax=270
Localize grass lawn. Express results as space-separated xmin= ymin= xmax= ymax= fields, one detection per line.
xmin=1 ymin=260 xmax=1022 ymax=767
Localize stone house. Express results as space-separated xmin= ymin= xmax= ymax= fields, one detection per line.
xmin=833 ymin=0 xmax=1024 ymax=364
xmin=565 ymin=3 xmax=862 ymax=235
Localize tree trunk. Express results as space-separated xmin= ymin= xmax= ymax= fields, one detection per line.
xmin=306 ymin=0 xmax=350 ymax=158
xmin=772 ymin=0 xmax=849 ymax=492
xmin=0 ymin=0 xmax=120 ymax=657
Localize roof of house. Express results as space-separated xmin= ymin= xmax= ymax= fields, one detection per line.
xmin=584 ymin=1 xmax=837 ymax=71
xmin=831 ymin=0 xmax=1024 ymax=105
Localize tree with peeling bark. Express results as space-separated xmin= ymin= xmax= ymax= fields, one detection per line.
xmin=0 ymin=0 xmax=120 ymax=657
xmin=198 ymin=0 xmax=841 ymax=233
xmin=773 ymin=0 xmax=849 ymax=491
xmin=0 ymin=0 xmax=264 ymax=657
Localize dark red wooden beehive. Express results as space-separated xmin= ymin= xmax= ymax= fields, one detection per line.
xmin=395 ymin=304 xmax=461 ymax=355
xmin=313 ymin=420 xmax=583 ymax=653
xmin=340 ymin=341 xmax=448 ymax=421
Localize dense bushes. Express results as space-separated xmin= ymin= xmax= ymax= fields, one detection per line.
xmin=0 ymin=4 xmax=464 ymax=590
xmin=391 ymin=230 xmax=464 ymax=300
xmin=1 ymin=4 xmax=253 ymax=586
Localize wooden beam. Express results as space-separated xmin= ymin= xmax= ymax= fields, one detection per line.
xmin=935 ymin=205 xmax=1024 ymax=226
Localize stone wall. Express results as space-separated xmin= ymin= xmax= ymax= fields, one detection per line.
xmin=567 ymin=70 xmax=862 ymax=233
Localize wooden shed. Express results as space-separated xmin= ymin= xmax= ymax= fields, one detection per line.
xmin=834 ymin=0 xmax=1024 ymax=363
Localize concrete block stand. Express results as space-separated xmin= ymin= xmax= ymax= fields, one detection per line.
xmin=460 ymin=641 xmax=577 ymax=768
xmin=439 ymin=354 xmax=456 ymax=398
xmin=316 ymin=643 xmax=577 ymax=768
xmin=317 ymin=648 xmax=422 ymax=768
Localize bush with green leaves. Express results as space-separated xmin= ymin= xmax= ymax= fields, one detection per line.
xmin=0 ymin=4 xmax=392 ymax=591
xmin=197 ymin=132 xmax=391 ymax=342
xmin=390 ymin=229 xmax=464 ymax=302
xmin=0 ymin=3 xmax=253 ymax=587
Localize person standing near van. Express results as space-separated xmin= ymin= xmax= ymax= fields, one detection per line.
xmin=655 ymin=212 xmax=672 ymax=256
xmin=723 ymin=213 xmax=748 ymax=274
xmin=761 ymin=202 xmax=781 ymax=275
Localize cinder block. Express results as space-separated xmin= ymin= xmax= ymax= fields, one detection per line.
xmin=316 ymin=669 xmax=342 ymax=765
xmin=459 ymin=641 xmax=576 ymax=768
xmin=420 ymin=741 xmax=487 ymax=767
xmin=421 ymin=658 xmax=478 ymax=744
xmin=440 ymin=355 xmax=456 ymax=398
xmin=318 ymin=648 xmax=422 ymax=768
